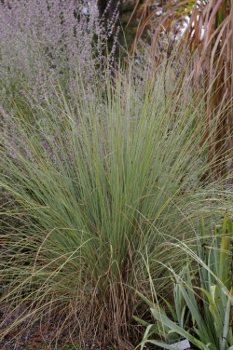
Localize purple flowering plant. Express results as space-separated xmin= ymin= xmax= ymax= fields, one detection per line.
xmin=0 ymin=0 xmax=114 ymax=109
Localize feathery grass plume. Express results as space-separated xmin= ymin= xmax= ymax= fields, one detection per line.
xmin=0 ymin=57 xmax=233 ymax=349
xmin=0 ymin=0 xmax=112 ymax=113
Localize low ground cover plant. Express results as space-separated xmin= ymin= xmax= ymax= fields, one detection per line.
xmin=135 ymin=214 xmax=233 ymax=350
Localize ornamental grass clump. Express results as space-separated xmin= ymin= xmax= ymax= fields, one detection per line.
xmin=0 ymin=60 xmax=233 ymax=349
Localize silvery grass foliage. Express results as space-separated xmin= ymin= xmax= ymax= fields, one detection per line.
xmin=135 ymin=214 xmax=233 ymax=350
xmin=0 ymin=0 xmax=112 ymax=105
xmin=0 ymin=60 xmax=233 ymax=349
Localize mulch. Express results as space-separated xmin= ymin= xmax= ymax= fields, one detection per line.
xmin=0 ymin=303 xmax=115 ymax=350
xmin=0 ymin=309 xmax=156 ymax=350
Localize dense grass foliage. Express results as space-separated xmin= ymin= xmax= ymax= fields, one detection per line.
xmin=0 ymin=0 xmax=233 ymax=349
xmin=1 ymin=62 xmax=233 ymax=349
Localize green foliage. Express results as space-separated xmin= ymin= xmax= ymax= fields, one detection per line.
xmin=135 ymin=214 xmax=233 ymax=350
xmin=1 ymin=59 xmax=229 ymax=348
xmin=0 ymin=1 xmax=233 ymax=349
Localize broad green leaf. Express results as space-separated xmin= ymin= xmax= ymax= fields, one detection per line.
xmin=149 ymin=307 xmax=210 ymax=350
